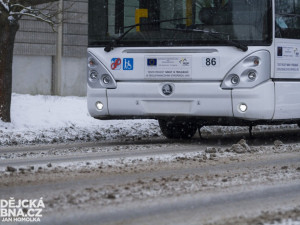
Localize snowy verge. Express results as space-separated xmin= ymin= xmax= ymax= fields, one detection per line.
xmin=0 ymin=94 xmax=161 ymax=146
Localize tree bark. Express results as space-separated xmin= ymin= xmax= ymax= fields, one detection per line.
xmin=0 ymin=18 xmax=19 ymax=122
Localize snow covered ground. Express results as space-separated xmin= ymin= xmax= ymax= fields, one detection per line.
xmin=0 ymin=94 xmax=161 ymax=145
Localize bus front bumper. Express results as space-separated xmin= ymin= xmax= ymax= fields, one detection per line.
xmin=87 ymin=81 xmax=274 ymax=121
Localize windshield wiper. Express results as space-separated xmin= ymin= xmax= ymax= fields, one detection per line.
xmin=104 ymin=18 xmax=187 ymax=52
xmin=162 ymin=28 xmax=248 ymax=52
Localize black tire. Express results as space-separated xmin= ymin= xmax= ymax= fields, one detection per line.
xmin=158 ymin=119 xmax=197 ymax=139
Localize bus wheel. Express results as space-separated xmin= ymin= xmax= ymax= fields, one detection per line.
xmin=158 ymin=119 xmax=197 ymax=139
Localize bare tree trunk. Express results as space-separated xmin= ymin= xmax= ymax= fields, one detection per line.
xmin=0 ymin=19 xmax=19 ymax=122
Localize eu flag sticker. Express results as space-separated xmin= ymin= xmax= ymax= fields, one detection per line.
xmin=147 ymin=58 xmax=157 ymax=66
xmin=123 ymin=58 xmax=134 ymax=70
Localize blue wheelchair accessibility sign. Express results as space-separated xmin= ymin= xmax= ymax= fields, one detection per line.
xmin=123 ymin=58 xmax=134 ymax=70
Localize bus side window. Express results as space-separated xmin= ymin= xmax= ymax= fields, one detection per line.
xmin=275 ymin=0 xmax=300 ymax=39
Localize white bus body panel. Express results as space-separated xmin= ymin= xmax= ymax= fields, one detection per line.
xmin=106 ymin=82 xmax=232 ymax=117
xmin=274 ymin=39 xmax=300 ymax=79
xmin=273 ymin=38 xmax=300 ymax=120
xmin=232 ymin=81 xmax=275 ymax=120
xmin=87 ymin=88 xmax=108 ymax=118
xmin=274 ymin=82 xmax=300 ymax=120
xmin=88 ymin=46 xmax=279 ymax=121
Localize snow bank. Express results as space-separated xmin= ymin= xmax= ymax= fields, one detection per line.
xmin=0 ymin=94 xmax=160 ymax=145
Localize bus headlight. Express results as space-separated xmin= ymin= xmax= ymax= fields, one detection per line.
xmin=102 ymin=75 xmax=111 ymax=85
xmin=96 ymin=101 xmax=104 ymax=110
xmin=89 ymin=70 xmax=98 ymax=81
xmin=231 ymin=75 xmax=240 ymax=85
xmin=221 ymin=50 xmax=271 ymax=89
xmin=239 ymin=103 xmax=247 ymax=112
xmin=253 ymin=58 xmax=260 ymax=66
xmin=87 ymin=52 xmax=117 ymax=89
xmin=248 ymin=71 xmax=257 ymax=81
xmin=88 ymin=57 xmax=97 ymax=68
xmin=100 ymin=74 xmax=117 ymax=88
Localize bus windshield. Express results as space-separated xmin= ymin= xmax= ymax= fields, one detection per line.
xmin=89 ymin=0 xmax=272 ymax=47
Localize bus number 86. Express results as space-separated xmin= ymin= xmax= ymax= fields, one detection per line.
xmin=206 ymin=58 xmax=217 ymax=66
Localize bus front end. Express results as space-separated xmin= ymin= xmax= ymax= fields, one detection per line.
xmin=87 ymin=0 xmax=274 ymax=139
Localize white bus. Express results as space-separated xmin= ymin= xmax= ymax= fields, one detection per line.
xmin=87 ymin=0 xmax=300 ymax=139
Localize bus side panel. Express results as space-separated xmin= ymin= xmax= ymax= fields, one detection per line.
xmin=273 ymin=82 xmax=300 ymax=120
xmin=232 ymin=81 xmax=275 ymax=120
xmin=274 ymin=39 xmax=300 ymax=79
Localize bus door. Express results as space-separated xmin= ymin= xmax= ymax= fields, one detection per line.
xmin=274 ymin=0 xmax=300 ymax=120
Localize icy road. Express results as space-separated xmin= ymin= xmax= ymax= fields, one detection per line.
xmin=1 ymin=129 xmax=300 ymax=225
